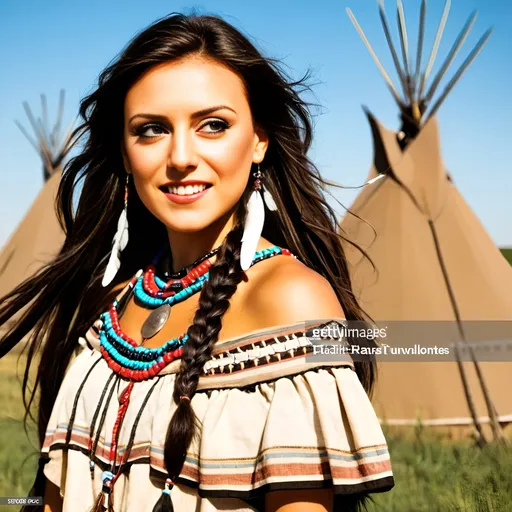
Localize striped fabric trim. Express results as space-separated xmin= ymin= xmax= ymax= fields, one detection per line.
xmin=42 ymin=423 xmax=153 ymax=465
xmin=84 ymin=319 xmax=354 ymax=390
xmin=196 ymin=321 xmax=353 ymax=390
xmin=42 ymin=424 xmax=392 ymax=493
xmin=180 ymin=445 xmax=392 ymax=491
xmin=204 ymin=331 xmax=320 ymax=373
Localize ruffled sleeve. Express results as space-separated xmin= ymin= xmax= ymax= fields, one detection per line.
xmin=179 ymin=367 xmax=394 ymax=502
xmin=175 ymin=319 xmax=395 ymax=502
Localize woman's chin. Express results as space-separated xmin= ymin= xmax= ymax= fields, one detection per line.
xmin=160 ymin=213 xmax=221 ymax=234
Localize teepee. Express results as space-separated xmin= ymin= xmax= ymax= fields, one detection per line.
xmin=341 ymin=1 xmax=512 ymax=443
xmin=0 ymin=90 xmax=75 ymax=300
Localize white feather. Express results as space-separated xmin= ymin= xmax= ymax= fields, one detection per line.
xmin=102 ymin=253 xmax=120 ymax=287
xmin=366 ymin=174 xmax=386 ymax=185
xmin=262 ymin=184 xmax=278 ymax=211
xmin=117 ymin=209 xmax=129 ymax=250
xmin=240 ymin=190 xmax=265 ymax=271
xmin=102 ymin=208 xmax=129 ymax=287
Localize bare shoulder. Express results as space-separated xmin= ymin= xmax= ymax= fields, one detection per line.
xmin=243 ymin=253 xmax=345 ymax=327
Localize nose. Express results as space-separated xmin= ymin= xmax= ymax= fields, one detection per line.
xmin=167 ymin=127 xmax=199 ymax=172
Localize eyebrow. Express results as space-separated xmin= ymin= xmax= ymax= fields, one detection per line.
xmin=128 ymin=105 xmax=236 ymax=124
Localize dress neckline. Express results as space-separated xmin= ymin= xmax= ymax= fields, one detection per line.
xmin=213 ymin=317 xmax=347 ymax=349
xmin=100 ymin=250 xmax=346 ymax=366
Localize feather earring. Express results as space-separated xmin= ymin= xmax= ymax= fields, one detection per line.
xmin=102 ymin=174 xmax=130 ymax=287
xmin=240 ymin=164 xmax=266 ymax=272
xmin=262 ymin=181 xmax=278 ymax=211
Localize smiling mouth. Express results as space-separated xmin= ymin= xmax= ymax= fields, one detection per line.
xmin=159 ymin=183 xmax=213 ymax=196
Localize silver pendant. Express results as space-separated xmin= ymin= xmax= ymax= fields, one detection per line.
xmin=141 ymin=304 xmax=171 ymax=340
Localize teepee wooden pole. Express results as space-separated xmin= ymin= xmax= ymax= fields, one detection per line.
xmin=396 ymin=0 xmax=414 ymax=103
xmin=413 ymin=0 xmax=427 ymax=102
xmin=51 ymin=89 xmax=66 ymax=149
xmin=346 ymin=8 xmax=405 ymax=108
xmin=377 ymin=0 xmax=409 ymax=102
xmin=40 ymin=94 xmax=50 ymax=145
xmin=15 ymin=91 xmax=76 ymax=181
xmin=428 ymin=219 xmax=507 ymax=444
xmin=418 ymin=0 xmax=451 ymax=102
xmin=14 ymin=119 xmax=39 ymax=155
xmin=427 ymin=220 xmax=487 ymax=446
xmin=56 ymin=117 xmax=78 ymax=164
xmin=425 ymin=28 xmax=493 ymax=123
xmin=424 ymin=10 xmax=478 ymax=106
xmin=14 ymin=118 xmax=53 ymax=179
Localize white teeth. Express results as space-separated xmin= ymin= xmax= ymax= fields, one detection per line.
xmin=167 ymin=184 xmax=207 ymax=195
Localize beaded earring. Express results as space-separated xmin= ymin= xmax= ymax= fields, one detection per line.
xmin=240 ymin=164 xmax=277 ymax=272
xmin=102 ymin=174 xmax=130 ymax=287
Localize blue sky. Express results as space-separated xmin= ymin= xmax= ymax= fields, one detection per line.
xmin=0 ymin=0 xmax=510 ymax=247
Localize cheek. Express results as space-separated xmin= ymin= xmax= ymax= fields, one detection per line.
xmin=127 ymin=148 xmax=162 ymax=181
xmin=206 ymin=129 xmax=255 ymax=183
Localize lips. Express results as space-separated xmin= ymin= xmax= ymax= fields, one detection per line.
xmin=160 ymin=183 xmax=212 ymax=204
xmin=159 ymin=182 xmax=212 ymax=195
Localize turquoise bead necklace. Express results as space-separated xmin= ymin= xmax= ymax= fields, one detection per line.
xmin=98 ymin=245 xmax=295 ymax=381
xmin=133 ymin=246 xmax=286 ymax=307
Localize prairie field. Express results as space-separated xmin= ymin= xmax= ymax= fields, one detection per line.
xmin=0 ymin=352 xmax=511 ymax=512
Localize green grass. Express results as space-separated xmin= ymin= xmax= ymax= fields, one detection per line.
xmin=368 ymin=425 xmax=512 ymax=511
xmin=0 ymin=420 xmax=39 ymax=498
xmin=0 ymin=352 xmax=39 ymax=511
xmin=1 ymin=354 xmax=511 ymax=511
xmin=500 ymin=248 xmax=512 ymax=266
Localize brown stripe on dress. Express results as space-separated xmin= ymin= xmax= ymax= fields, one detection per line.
xmin=192 ymin=459 xmax=392 ymax=487
xmin=210 ymin=319 xmax=342 ymax=355
xmin=45 ymin=429 xmax=391 ymax=488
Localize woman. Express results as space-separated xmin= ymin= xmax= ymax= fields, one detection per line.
xmin=0 ymin=13 xmax=393 ymax=512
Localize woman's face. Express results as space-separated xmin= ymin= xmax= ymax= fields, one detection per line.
xmin=122 ymin=55 xmax=268 ymax=234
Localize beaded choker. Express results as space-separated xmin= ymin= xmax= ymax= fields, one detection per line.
xmin=159 ymin=245 xmax=221 ymax=279
xmin=135 ymin=249 xmax=219 ymax=340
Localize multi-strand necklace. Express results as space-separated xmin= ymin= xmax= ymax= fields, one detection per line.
xmin=98 ymin=245 xmax=293 ymax=381
xmin=91 ymin=245 xmax=294 ymax=507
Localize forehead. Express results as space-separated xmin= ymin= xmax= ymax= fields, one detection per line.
xmin=124 ymin=56 xmax=248 ymax=114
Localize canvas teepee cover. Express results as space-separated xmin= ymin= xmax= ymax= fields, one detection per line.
xmin=0 ymin=170 xmax=64 ymax=299
xmin=342 ymin=113 xmax=512 ymax=427
xmin=0 ymin=91 xmax=74 ymax=300
xmin=341 ymin=2 xmax=512 ymax=438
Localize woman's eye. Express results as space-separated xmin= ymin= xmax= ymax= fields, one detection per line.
xmin=135 ymin=123 xmax=166 ymax=139
xmin=199 ymin=119 xmax=229 ymax=134
xmin=133 ymin=119 xmax=229 ymax=139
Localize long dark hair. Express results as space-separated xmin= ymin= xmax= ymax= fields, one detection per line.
xmin=0 ymin=12 xmax=376 ymax=509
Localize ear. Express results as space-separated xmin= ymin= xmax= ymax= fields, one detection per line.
xmin=253 ymin=125 xmax=269 ymax=164
xmin=120 ymin=140 xmax=132 ymax=174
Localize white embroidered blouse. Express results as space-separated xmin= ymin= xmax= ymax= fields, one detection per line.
xmin=41 ymin=285 xmax=394 ymax=512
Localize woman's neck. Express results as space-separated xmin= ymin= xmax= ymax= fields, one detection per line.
xmin=166 ymin=211 xmax=236 ymax=272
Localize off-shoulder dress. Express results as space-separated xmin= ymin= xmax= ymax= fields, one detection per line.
xmin=40 ymin=274 xmax=394 ymax=511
